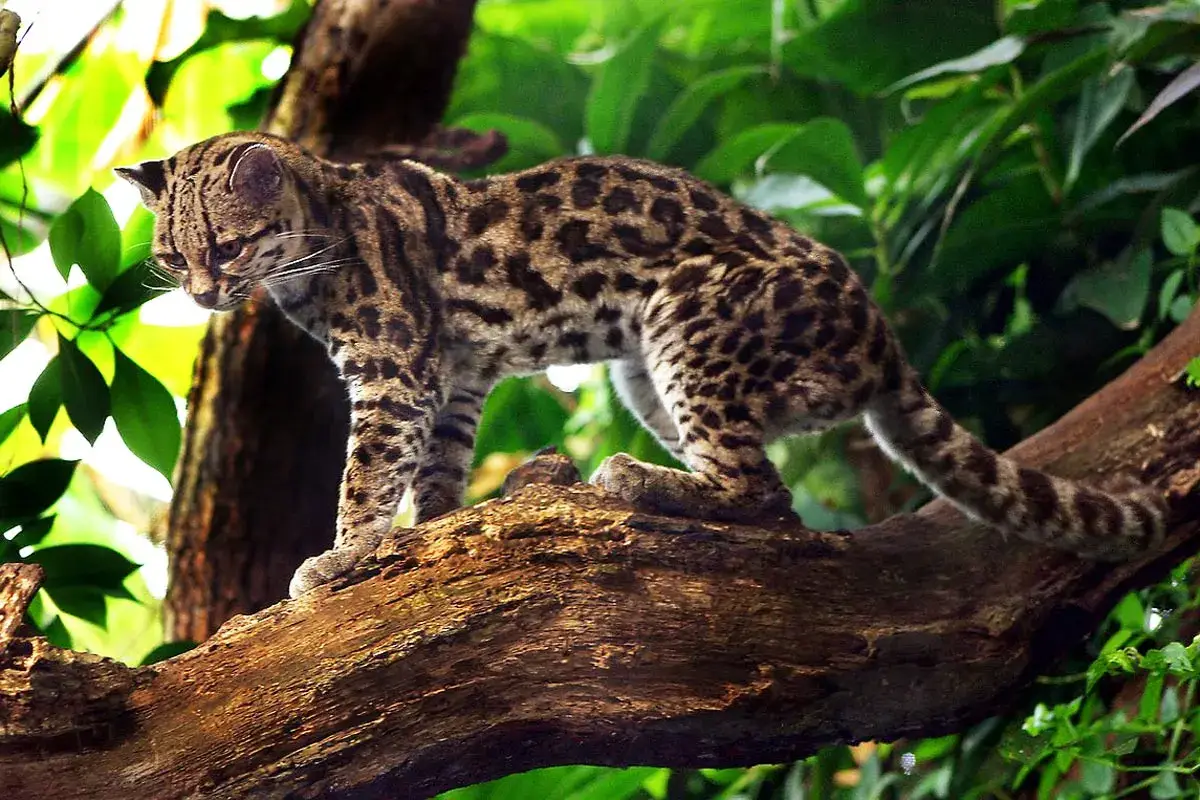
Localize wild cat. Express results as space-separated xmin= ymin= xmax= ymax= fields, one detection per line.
xmin=117 ymin=131 xmax=1165 ymax=596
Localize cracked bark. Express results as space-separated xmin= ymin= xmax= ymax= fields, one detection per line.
xmin=1 ymin=304 xmax=1197 ymax=800
xmin=165 ymin=0 xmax=480 ymax=641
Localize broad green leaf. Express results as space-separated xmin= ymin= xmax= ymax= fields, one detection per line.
xmin=1150 ymin=770 xmax=1182 ymax=799
xmin=586 ymin=22 xmax=661 ymax=154
xmin=30 ymin=543 xmax=140 ymax=594
xmin=1159 ymin=270 xmax=1184 ymax=320
xmin=0 ymin=309 xmax=38 ymax=362
xmin=1066 ymin=66 xmax=1135 ymax=191
xmin=695 ymin=123 xmax=805 ymax=184
xmin=1079 ymin=760 xmax=1114 ymax=794
xmin=94 ymin=261 xmax=170 ymax=319
xmin=1140 ymin=671 xmax=1164 ymax=721
xmin=967 ymin=46 xmax=1109 ymax=175
xmin=120 ymin=205 xmax=156 ymax=270
xmin=474 ymin=377 xmax=569 ymax=466
xmin=111 ymin=348 xmax=182 ymax=481
xmin=43 ymin=586 xmax=109 ymax=628
xmin=1118 ymin=61 xmax=1200 ymax=147
xmin=0 ymin=459 xmax=77 ymax=520
xmin=931 ymin=174 xmax=1058 ymax=295
xmin=645 ymin=65 xmax=767 ymax=161
xmin=58 ymin=334 xmax=111 ymax=445
xmin=27 ymin=356 xmax=63 ymax=443
xmin=0 ymin=108 xmax=38 ymax=168
xmin=1161 ymin=208 xmax=1200 ymax=257
xmin=763 ymin=118 xmax=866 ymax=208
xmin=783 ymin=0 xmax=997 ymax=94
xmin=161 ymin=40 xmax=281 ymax=142
xmin=445 ymin=32 xmax=588 ymax=143
xmin=0 ymin=403 xmax=25 ymax=446
xmin=11 ymin=515 xmax=54 ymax=550
xmin=1160 ymin=641 xmax=1192 ymax=673
xmin=47 ymin=189 xmax=122 ymax=290
xmin=1063 ymin=249 xmax=1152 ymax=330
xmin=887 ymin=36 xmax=1026 ymax=94
xmin=1002 ymin=0 xmax=1078 ymax=35
xmin=1185 ymin=357 xmax=1200 ymax=388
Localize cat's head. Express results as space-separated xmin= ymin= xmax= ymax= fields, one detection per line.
xmin=115 ymin=132 xmax=329 ymax=311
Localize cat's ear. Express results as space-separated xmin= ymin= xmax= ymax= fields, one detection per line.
xmin=114 ymin=161 xmax=167 ymax=207
xmin=228 ymin=143 xmax=283 ymax=205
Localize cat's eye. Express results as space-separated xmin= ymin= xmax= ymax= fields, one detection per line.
xmin=215 ymin=238 xmax=244 ymax=262
xmin=159 ymin=252 xmax=186 ymax=269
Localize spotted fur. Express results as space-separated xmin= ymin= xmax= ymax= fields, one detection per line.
xmin=117 ymin=131 xmax=1167 ymax=597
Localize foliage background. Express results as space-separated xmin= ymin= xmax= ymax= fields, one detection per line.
xmin=1 ymin=0 xmax=1200 ymax=797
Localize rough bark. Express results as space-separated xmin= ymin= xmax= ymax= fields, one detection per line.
xmin=165 ymin=0 xmax=480 ymax=641
xmin=2 ymin=306 xmax=1197 ymax=800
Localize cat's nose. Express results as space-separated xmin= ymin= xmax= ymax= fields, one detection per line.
xmin=193 ymin=288 xmax=220 ymax=308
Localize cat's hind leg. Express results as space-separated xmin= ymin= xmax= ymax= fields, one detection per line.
xmin=608 ymin=358 xmax=684 ymax=460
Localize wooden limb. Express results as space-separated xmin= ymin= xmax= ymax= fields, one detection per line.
xmin=2 ymin=308 xmax=1198 ymax=799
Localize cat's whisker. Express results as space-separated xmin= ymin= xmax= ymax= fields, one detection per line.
xmin=268 ymin=236 xmax=353 ymax=272
xmin=261 ymin=258 xmax=362 ymax=286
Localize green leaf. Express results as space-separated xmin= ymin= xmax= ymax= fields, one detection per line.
xmin=1159 ymin=270 xmax=1185 ymax=321
xmin=1118 ymin=62 xmax=1200 ymax=148
xmin=645 ymin=65 xmax=767 ymax=161
xmin=111 ymin=348 xmax=182 ymax=481
xmin=1161 ymin=208 xmax=1200 ymax=257
xmin=1140 ymin=671 xmax=1164 ymax=722
xmin=931 ymin=174 xmax=1058 ymax=295
xmin=11 ymin=515 xmax=55 ymax=550
xmin=1170 ymin=295 xmax=1194 ymax=324
xmin=887 ymin=36 xmax=1026 ymax=94
xmin=586 ymin=22 xmax=661 ymax=154
xmin=27 ymin=356 xmax=62 ymax=443
xmin=0 ymin=403 xmax=25 ymax=447
xmin=30 ymin=543 xmax=140 ymax=594
xmin=1184 ymin=357 xmax=1200 ymax=389
xmin=783 ymin=0 xmax=998 ymax=94
xmin=0 ymin=310 xmax=38 ymax=362
xmin=474 ymin=377 xmax=569 ymax=466
xmin=0 ymin=107 xmax=38 ymax=168
xmin=47 ymin=188 xmax=122 ymax=290
xmin=763 ymin=118 xmax=867 ymax=208
xmin=1062 ymin=249 xmax=1152 ymax=330
xmin=138 ymin=640 xmax=198 ymax=666
xmin=1079 ymin=760 xmax=1114 ymax=794
xmin=120 ymin=205 xmax=156 ymax=270
xmin=1150 ymin=769 xmax=1183 ymax=799
xmin=1066 ymin=66 xmax=1135 ymax=191
xmin=58 ymin=334 xmax=111 ymax=445
xmin=94 ymin=260 xmax=169 ymax=319
xmin=0 ymin=459 xmax=77 ymax=520
xmin=695 ymin=123 xmax=804 ymax=184
xmin=43 ymin=586 xmax=108 ymax=628
xmin=1160 ymin=641 xmax=1192 ymax=674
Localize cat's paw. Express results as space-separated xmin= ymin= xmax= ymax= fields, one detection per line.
xmin=590 ymin=453 xmax=702 ymax=518
xmin=288 ymin=531 xmax=385 ymax=598
xmin=590 ymin=453 xmax=796 ymax=523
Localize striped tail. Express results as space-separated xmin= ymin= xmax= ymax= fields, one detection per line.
xmin=862 ymin=364 xmax=1166 ymax=558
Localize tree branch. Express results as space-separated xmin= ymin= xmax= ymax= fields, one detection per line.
xmin=2 ymin=300 xmax=1198 ymax=797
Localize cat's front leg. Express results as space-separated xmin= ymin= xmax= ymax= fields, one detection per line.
xmin=288 ymin=372 xmax=440 ymax=598
xmin=411 ymin=382 xmax=488 ymax=523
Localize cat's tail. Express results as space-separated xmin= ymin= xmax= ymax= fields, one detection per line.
xmin=862 ymin=363 xmax=1166 ymax=558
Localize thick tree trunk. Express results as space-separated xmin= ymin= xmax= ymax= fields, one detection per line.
xmin=2 ymin=307 xmax=1197 ymax=800
xmin=165 ymin=0 xmax=479 ymax=641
